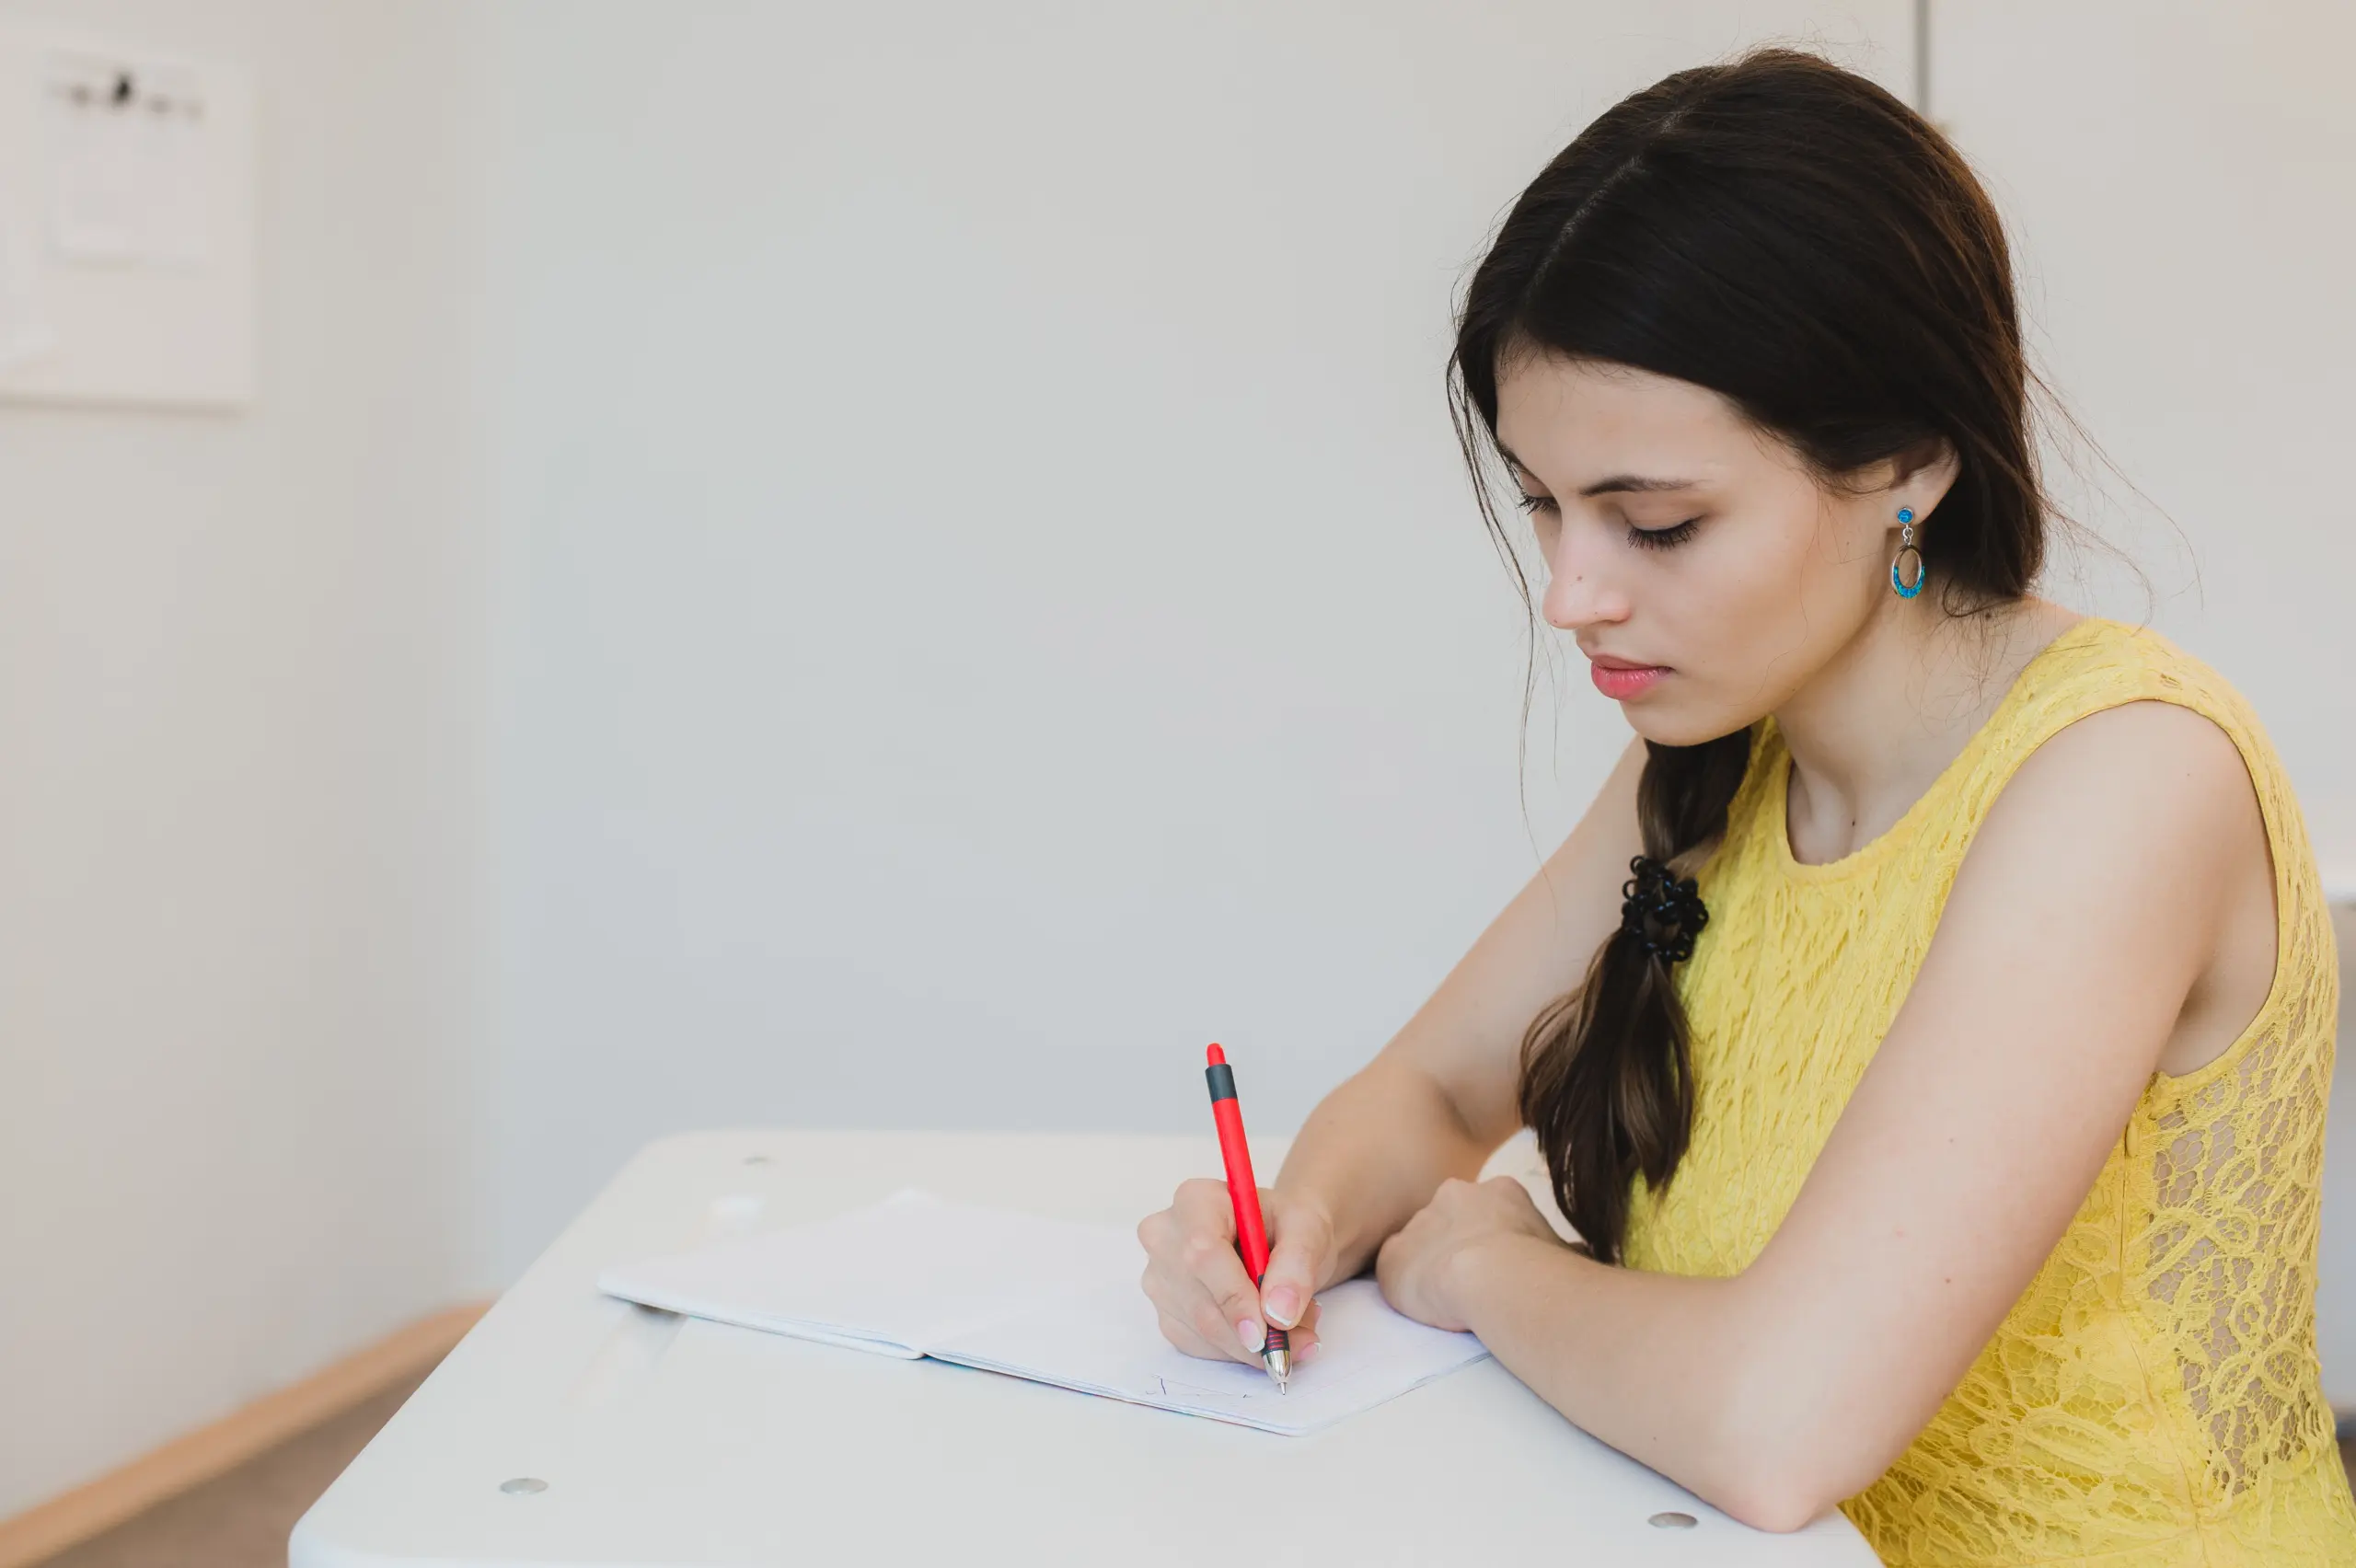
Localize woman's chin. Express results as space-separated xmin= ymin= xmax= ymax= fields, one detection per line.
xmin=1624 ymin=703 xmax=1755 ymax=751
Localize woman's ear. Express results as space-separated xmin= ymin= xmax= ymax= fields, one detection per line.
xmin=1890 ymin=435 xmax=1961 ymax=520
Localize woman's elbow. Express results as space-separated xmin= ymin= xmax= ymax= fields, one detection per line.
xmin=1706 ymin=1470 xmax=1842 ymax=1534
xmin=1701 ymin=1363 xmax=1895 ymax=1532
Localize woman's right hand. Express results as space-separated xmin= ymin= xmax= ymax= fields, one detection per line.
xmin=1137 ymin=1178 xmax=1333 ymax=1367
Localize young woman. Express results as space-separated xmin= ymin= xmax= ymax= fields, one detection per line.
xmin=1135 ymin=48 xmax=2353 ymax=1565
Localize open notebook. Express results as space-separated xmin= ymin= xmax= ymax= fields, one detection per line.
xmin=595 ymin=1189 xmax=1490 ymax=1435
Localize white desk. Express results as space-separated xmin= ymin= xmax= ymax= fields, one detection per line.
xmin=290 ymin=1131 xmax=1877 ymax=1565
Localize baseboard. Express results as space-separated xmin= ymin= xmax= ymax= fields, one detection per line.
xmin=0 ymin=1299 xmax=491 ymax=1568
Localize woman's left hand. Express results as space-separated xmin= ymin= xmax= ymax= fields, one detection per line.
xmin=1375 ymin=1175 xmax=1565 ymax=1332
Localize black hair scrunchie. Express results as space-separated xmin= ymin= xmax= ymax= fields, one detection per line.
xmin=1619 ymin=854 xmax=1708 ymax=963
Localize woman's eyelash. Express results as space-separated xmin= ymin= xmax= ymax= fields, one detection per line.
xmin=1628 ymin=517 xmax=1701 ymax=551
xmin=1515 ymin=492 xmax=1701 ymax=551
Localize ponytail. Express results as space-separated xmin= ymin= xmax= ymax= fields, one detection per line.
xmin=1516 ymin=732 xmax=1750 ymax=1262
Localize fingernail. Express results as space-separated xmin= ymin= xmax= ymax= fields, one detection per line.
xmin=1297 ymin=1338 xmax=1320 ymax=1364
xmin=1264 ymin=1286 xmax=1300 ymax=1327
xmin=1236 ymin=1318 xmax=1265 ymax=1354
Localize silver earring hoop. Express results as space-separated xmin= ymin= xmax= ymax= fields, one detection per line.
xmin=1889 ymin=506 xmax=1924 ymax=599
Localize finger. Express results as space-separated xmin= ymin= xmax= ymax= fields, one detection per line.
xmin=1135 ymin=1205 xmax=1175 ymax=1254
xmin=1372 ymin=1228 xmax=1405 ymax=1305
xmin=1177 ymin=1224 xmax=1273 ymax=1361
xmin=1186 ymin=1289 xmax=1270 ymax=1366
xmin=1140 ymin=1253 xmax=1262 ymax=1366
xmin=1149 ymin=1242 xmax=1318 ymax=1366
xmin=1155 ymin=1308 xmax=1224 ymax=1362
xmin=1484 ymin=1173 xmax=1545 ymax=1216
xmin=1257 ymin=1219 xmax=1326 ymax=1331
xmin=1135 ymin=1214 xmax=1195 ymax=1328
xmin=1171 ymin=1176 xmax=1238 ymax=1237
xmin=1157 ymin=1181 xmax=1275 ymax=1362
xmin=1267 ymin=1295 xmax=1321 ymax=1362
xmin=1143 ymin=1180 xmax=1229 ymax=1265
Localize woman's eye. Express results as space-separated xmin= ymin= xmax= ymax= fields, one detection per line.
xmin=1628 ymin=518 xmax=1701 ymax=551
xmin=1517 ymin=492 xmax=1700 ymax=551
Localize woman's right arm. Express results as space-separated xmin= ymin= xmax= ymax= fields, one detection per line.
xmin=1138 ymin=732 xmax=1649 ymax=1366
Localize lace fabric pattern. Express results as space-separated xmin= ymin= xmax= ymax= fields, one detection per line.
xmin=1617 ymin=617 xmax=2356 ymax=1565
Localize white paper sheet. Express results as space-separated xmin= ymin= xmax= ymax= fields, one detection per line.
xmin=933 ymin=1274 xmax=1484 ymax=1435
xmin=596 ymin=1189 xmax=1139 ymax=1355
xmin=596 ymin=1191 xmax=1490 ymax=1435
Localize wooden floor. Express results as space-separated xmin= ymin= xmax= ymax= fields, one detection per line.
xmin=33 ymin=1366 xmax=434 ymax=1568
xmin=27 ymin=1386 xmax=2356 ymax=1564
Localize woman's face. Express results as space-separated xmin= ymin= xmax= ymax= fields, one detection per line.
xmin=1493 ymin=351 xmax=1949 ymax=746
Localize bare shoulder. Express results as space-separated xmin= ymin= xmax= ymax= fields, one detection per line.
xmin=1997 ymin=698 xmax=2260 ymax=852
xmin=1952 ymin=697 xmax=2273 ymax=1072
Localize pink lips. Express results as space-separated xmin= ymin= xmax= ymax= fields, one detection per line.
xmin=1588 ymin=658 xmax=1670 ymax=699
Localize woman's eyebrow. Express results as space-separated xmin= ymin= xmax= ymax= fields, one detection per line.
xmin=1498 ymin=446 xmax=1700 ymax=497
xmin=1577 ymin=474 xmax=1700 ymax=496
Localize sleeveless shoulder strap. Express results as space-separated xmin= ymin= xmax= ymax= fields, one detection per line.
xmin=1943 ymin=617 xmax=2194 ymax=822
xmin=1951 ymin=617 xmax=2336 ymax=1076
xmin=1946 ymin=617 xmax=2307 ymax=859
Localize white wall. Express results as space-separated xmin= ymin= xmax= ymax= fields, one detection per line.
xmin=1932 ymin=0 xmax=2356 ymax=1403
xmin=470 ymin=0 xmax=1913 ymax=1284
xmin=0 ymin=0 xmax=483 ymax=1514
xmin=1934 ymin=2 xmax=2356 ymax=885
xmin=8 ymin=0 xmax=2351 ymax=1519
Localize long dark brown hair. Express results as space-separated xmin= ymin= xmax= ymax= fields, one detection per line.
xmin=1448 ymin=48 xmax=2050 ymax=1262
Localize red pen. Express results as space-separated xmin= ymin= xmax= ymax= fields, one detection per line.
xmin=1204 ymin=1043 xmax=1291 ymax=1392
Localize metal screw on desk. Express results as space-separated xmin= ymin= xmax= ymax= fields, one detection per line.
xmin=1647 ymin=1511 xmax=1697 ymax=1529
xmin=500 ymin=1478 xmax=549 ymax=1496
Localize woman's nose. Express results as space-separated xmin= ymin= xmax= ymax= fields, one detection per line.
xmin=1541 ymin=526 xmax=1629 ymax=631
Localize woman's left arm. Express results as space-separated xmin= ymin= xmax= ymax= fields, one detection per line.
xmin=1376 ymin=699 xmax=2269 ymax=1531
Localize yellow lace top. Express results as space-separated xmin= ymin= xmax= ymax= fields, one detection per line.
xmin=1620 ymin=615 xmax=2354 ymax=1565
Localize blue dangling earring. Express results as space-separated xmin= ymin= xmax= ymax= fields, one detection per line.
xmin=1889 ymin=506 xmax=1924 ymax=598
